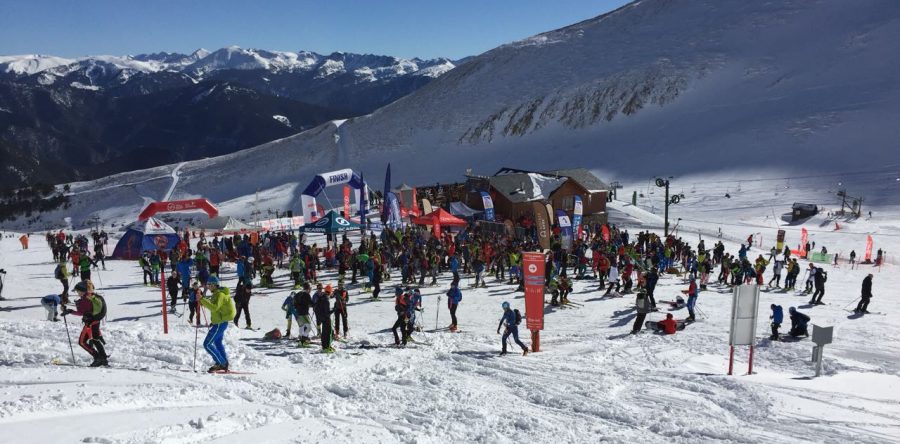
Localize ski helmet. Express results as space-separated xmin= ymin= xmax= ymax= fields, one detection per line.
xmin=74 ymin=281 xmax=88 ymax=293
xmin=501 ymin=301 xmax=510 ymax=309
xmin=207 ymin=276 xmax=220 ymax=286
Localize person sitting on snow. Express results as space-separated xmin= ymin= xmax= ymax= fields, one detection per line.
xmin=788 ymin=307 xmax=810 ymax=338
xmin=657 ymin=313 xmax=678 ymax=335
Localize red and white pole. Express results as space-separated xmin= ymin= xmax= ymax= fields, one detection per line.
xmin=160 ymin=267 xmax=169 ymax=334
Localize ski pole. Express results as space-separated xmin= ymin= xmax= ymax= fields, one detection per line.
xmin=62 ymin=314 xmax=77 ymax=366
xmin=435 ymin=295 xmax=441 ymax=330
xmin=95 ymin=269 xmax=103 ymax=288
xmin=842 ymin=297 xmax=861 ymax=311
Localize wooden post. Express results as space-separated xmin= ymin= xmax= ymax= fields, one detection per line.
xmin=531 ymin=330 xmax=540 ymax=353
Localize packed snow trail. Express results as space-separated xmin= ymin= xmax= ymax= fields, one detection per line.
xmin=1 ymin=228 xmax=899 ymax=443
xmin=162 ymin=162 xmax=187 ymax=202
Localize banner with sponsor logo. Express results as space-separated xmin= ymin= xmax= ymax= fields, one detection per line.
xmin=556 ymin=209 xmax=573 ymax=250
xmin=523 ymin=252 xmax=545 ymax=331
xmin=480 ymin=191 xmax=495 ymax=222
xmin=801 ymin=228 xmax=809 ymax=257
xmin=573 ymin=196 xmax=583 ymax=239
xmin=343 ymin=186 xmax=351 ymax=218
xmin=532 ymin=202 xmax=551 ymax=250
xmin=776 ymin=229 xmax=786 ymax=251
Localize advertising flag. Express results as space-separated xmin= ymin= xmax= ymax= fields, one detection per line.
xmin=343 ymin=186 xmax=351 ymax=218
xmin=865 ymin=235 xmax=873 ymax=262
xmin=532 ymin=202 xmax=551 ymax=250
xmin=480 ymin=191 xmax=495 ymax=222
xmin=573 ymin=196 xmax=583 ymax=239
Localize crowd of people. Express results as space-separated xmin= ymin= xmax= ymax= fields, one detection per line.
xmin=23 ymin=212 xmax=880 ymax=373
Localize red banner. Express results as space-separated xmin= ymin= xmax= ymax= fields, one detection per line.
xmin=865 ymin=235 xmax=873 ymax=262
xmin=343 ymin=186 xmax=351 ymax=218
xmin=523 ymin=252 xmax=545 ymax=331
xmin=138 ymin=198 xmax=219 ymax=221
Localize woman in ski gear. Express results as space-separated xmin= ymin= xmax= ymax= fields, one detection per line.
xmin=200 ymin=276 xmax=235 ymax=372
xmin=188 ymin=281 xmax=202 ymax=325
xmin=497 ymin=301 xmax=528 ymax=355
xmin=685 ymin=277 xmax=698 ymax=322
xmin=63 ymin=280 xmax=109 ymax=367
xmin=446 ymin=281 xmax=462 ymax=332
xmin=657 ymin=313 xmax=677 ymax=335
xmin=54 ymin=261 xmax=69 ymax=302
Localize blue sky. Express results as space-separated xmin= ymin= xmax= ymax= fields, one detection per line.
xmin=0 ymin=0 xmax=630 ymax=59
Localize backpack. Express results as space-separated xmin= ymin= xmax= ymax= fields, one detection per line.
xmin=817 ymin=268 xmax=827 ymax=282
xmin=264 ymin=328 xmax=282 ymax=340
xmin=514 ymin=309 xmax=522 ymax=326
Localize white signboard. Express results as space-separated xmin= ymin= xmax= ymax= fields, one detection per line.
xmin=729 ymin=284 xmax=760 ymax=346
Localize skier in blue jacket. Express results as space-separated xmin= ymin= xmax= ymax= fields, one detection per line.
xmin=449 ymin=254 xmax=460 ymax=283
xmin=446 ymin=281 xmax=462 ymax=332
xmin=769 ymin=304 xmax=784 ymax=340
xmin=496 ymin=301 xmax=528 ymax=356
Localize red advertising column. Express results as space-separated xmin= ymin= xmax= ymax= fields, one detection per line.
xmin=343 ymin=186 xmax=351 ymax=218
xmin=523 ymin=252 xmax=545 ymax=352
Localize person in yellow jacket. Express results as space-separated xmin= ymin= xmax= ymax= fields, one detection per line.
xmin=200 ymin=276 xmax=236 ymax=372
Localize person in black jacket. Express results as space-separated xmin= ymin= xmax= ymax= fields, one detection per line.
xmin=166 ymin=271 xmax=180 ymax=313
xmin=333 ymin=282 xmax=349 ymax=339
xmin=292 ymin=283 xmax=314 ymax=347
xmin=788 ymin=307 xmax=810 ymax=337
xmin=314 ymin=285 xmax=335 ymax=352
xmin=644 ymin=268 xmax=659 ymax=307
xmin=391 ymin=287 xmax=411 ymax=346
xmin=233 ymin=282 xmax=252 ymax=328
xmin=855 ymin=274 xmax=874 ymax=313
xmin=809 ymin=267 xmax=827 ymax=305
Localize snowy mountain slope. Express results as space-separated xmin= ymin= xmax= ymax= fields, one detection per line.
xmin=0 ymin=46 xmax=456 ymax=189
xmin=6 ymin=0 xmax=900 ymax=246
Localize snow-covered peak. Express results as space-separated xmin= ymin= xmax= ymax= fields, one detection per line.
xmin=0 ymin=54 xmax=75 ymax=75
xmin=0 ymin=46 xmax=456 ymax=83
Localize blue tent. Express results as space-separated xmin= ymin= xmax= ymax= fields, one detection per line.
xmin=112 ymin=217 xmax=180 ymax=260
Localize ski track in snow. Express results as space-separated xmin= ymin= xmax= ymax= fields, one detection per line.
xmin=163 ymin=162 xmax=187 ymax=202
xmin=2 ymin=208 xmax=900 ymax=443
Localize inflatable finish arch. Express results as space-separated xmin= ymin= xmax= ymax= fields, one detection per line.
xmin=300 ymin=168 xmax=368 ymax=222
xmin=138 ymin=199 xmax=219 ymax=221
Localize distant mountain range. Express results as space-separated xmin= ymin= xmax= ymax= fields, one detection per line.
xmin=0 ymin=47 xmax=456 ymax=189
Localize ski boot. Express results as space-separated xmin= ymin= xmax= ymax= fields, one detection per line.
xmin=522 ymin=348 xmax=529 ymax=356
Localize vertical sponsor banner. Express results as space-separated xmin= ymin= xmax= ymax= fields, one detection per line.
xmin=601 ymin=224 xmax=610 ymax=242
xmin=545 ymin=204 xmax=555 ymax=228
xmin=523 ymin=252 xmax=545 ymax=331
xmin=422 ymin=198 xmax=434 ymax=231
xmin=776 ymin=229 xmax=786 ymax=251
xmin=865 ymin=235 xmax=873 ymax=262
xmin=573 ymin=196 xmax=583 ymax=240
xmin=556 ymin=209 xmax=573 ymax=250
xmin=532 ymin=202 xmax=551 ymax=250
xmin=301 ymin=195 xmax=318 ymax=221
xmin=411 ymin=187 xmax=420 ymax=217
xmin=343 ymin=186 xmax=351 ymax=218
xmin=381 ymin=164 xmax=391 ymax=223
xmin=801 ymin=228 xmax=809 ymax=257
xmin=480 ymin=191 xmax=495 ymax=221
xmin=359 ymin=177 xmax=368 ymax=233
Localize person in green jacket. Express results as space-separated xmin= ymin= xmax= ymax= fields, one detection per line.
xmin=78 ymin=252 xmax=97 ymax=282
xmin=200 ymin=276 xmax=236 ymax=372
